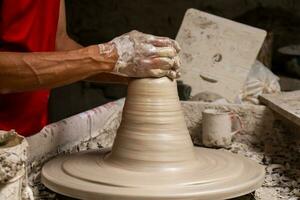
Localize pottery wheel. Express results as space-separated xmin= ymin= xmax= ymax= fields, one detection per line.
xmin=42 ymin=77 xmax=265 ymax=200
xmin=42 ymin=148 xmax=264 ymax=200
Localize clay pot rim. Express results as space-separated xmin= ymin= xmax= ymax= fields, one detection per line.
xmin=0 ymin=131 xmax=24 ymax=149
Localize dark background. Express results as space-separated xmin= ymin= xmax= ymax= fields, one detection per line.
xmin=49 ymin=0 xmax=300 ymax=122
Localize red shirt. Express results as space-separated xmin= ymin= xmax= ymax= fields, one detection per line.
xmin=0 ymin=0 xmax=60 ymax=136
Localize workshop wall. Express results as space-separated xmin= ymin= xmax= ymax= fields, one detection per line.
xmin=49 ymin=0 xmax=300 ymax=122
xmin=65 ymin=0 xmax=300 ymax=47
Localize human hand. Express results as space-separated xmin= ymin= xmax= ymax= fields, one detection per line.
xmin=107 ymin=30 xmax=181 ymax=79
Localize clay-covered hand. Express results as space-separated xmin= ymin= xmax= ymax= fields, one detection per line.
xmin=107 ymin=30 xmax=181 ymax=79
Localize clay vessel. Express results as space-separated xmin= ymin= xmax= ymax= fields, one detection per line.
xmin=105 ymin=77 xmax=198 ymax=171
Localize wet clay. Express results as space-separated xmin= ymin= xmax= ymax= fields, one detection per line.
xmin=41 ymin=77 xmax=265 ymax=200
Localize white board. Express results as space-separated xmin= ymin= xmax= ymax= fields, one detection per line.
xmin=176 ymin=9 xmax=266 ymax=101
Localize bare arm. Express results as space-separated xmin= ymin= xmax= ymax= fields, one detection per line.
xmin=0 ymin=44 xmax=117 ymax=94
xmin=54 ymin=1 xmax=144 ymax=85
xmin=56 ymin=0 xmax=180 ymax=81
xmin=0 ymin=29 xmax=181 ymax=94
xmin=55 ymin=0 xmax=129 ymax=84
xmin=0 ymin=1 xmax=180 ymax=94
xmin=0 ymin=0 xmax=117 ymax=94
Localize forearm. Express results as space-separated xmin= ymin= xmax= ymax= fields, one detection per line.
xmin=0 ymin=44 xmax=116 ymax=93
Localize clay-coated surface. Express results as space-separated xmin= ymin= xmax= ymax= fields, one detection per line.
xmin=42 ymin=147 xmax=265 ymax=200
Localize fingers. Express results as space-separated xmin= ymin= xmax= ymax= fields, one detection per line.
xmin=130 ymin=31 xmax=181 ymax=58
xmin=139 ymin=44 xmax=177 ymax=58
xmin=149 ymin=69 xmax=181 ymax=79
xmin=166 ymin=70 xmax=181 ymax=79
xmin=173 ymin=56 xmax=181 ymax=69
xmin=138 ymin=58 xmax=173 ymax=70
xmin=147 ymin=36 xmax=181 ymax=52
xmin=152 ymin=47 xmax=177 ymax=57
xmin=113 ymin=30 xmax=182 ymax=79
xmin=137 ymin=56 xmax=180 ymax=70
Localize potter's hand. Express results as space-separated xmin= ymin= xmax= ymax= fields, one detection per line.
xmin=108 ymin=30 xmax=181 ymax=79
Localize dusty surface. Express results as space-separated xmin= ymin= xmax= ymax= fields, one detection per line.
xmin=183 ymin=102 xmax=300 ymax=199
xmin=231 ymin=121 xmax=300 ymax=200
xmin=190 ymin=91 xmax=227 ymax=102
xmin=28 ymin=112 xmax=122 ymax=199
xmin=26 ymin=101 xmax=300 ymax=199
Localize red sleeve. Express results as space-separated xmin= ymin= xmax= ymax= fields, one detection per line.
xmin=0 ymin=0 xmax=60 ymax=136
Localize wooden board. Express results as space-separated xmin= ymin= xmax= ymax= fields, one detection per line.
xmin=259 ymin=91 xmax=300 ymax=127
xmin=176 ymin=8 xmax=266 ymax=101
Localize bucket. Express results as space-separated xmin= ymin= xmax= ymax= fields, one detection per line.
xmin=0 ymin=169 xmax=25 ymax=200
xmin=0 ymin=131 xmax=28 ymax=200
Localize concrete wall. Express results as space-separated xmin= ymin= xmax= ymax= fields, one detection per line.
xmin=65 ymin=0 xmax=300 ymax=45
